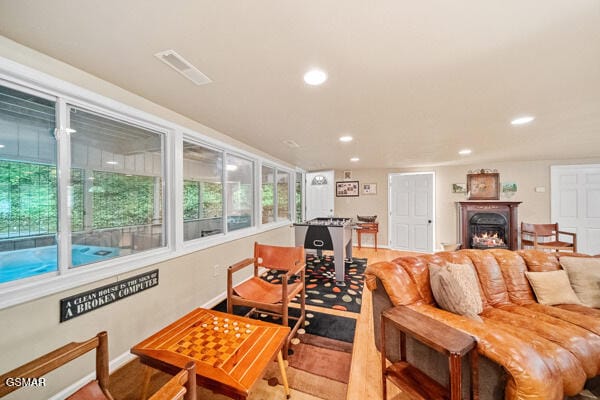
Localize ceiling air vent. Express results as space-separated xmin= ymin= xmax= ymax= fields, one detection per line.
xmin=154 ymin=50 xmax=212 ymax=86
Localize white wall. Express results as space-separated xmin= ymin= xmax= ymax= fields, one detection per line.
xmin=0 ymin=37 xmax=296 ymax=399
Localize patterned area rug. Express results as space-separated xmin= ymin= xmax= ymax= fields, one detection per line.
xmin=261 ymin=255 xmax=367 ymax=313
xmin=212 ymin=301 xmax=357 ymax=343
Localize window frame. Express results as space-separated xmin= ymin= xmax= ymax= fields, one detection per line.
xmin=259 ymin=163 xmax=294 ymax=226
xmin=0 ymin=59 xmax=303 ymax=309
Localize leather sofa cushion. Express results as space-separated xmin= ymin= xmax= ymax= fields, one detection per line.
xmin=525 ymin=270 xmax=582 ymax=306
xmin=429 ymin=262 xmax=483 ymax=320
xmin=560 ymin=257 xmax=600 ymax=308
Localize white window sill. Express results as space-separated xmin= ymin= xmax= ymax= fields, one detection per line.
xmin=0 ymin=221 xmax=293 ymax=310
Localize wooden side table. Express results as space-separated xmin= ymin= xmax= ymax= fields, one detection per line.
xmin=381 ymin=306 xmax=478 ymax=400
xmin=357 ymin=222 xmax=378 ymax=250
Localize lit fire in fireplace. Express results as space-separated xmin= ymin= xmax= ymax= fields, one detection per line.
xmin=472 ymin=232 xmax=505 ymax=248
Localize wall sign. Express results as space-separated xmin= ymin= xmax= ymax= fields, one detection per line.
xmin=60 ymin=270 xmax=159 ymax=322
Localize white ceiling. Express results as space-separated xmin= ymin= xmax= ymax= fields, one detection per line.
xmin=0 ymin=1 xmax=599 ymax=170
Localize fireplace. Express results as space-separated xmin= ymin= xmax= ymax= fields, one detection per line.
xmin=457 ymin=201 xmax=521 ymax=250
xmin=469 ymin=213 xmax=508 ymax=249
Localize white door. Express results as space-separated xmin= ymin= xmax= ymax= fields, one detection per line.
xmin=305 ymin=170 xmax=334 ymax=220
xmin=551 ymin=164 xmax=600 ymax=255
xmin=388 ymin=172 xmax=434 ymax=252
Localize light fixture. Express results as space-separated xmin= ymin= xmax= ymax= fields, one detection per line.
xmin=350 ymin=157 xmax=360 ymax=162
xmin=458 ymin=149 xmax=472 ymax=155
xmin=0 ymin=144 xmax=4 ymax=148
xmin=65 ymin=128 xmax=77 ymax=134
xmin=226 ymin=164 xmax=238 ymax=171
xmin=339 ymin=135 xmax=353 ymax=143
xmin=511 ymin=116 xmax=535 ymax=125
xmin=106 ymin=161 xmax=118 ymax=165
xmin=303 ymin=69 xmax=327 ymax=86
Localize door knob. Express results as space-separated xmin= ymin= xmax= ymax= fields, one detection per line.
xmin=428 ymin=220 xmax=432 ymax=224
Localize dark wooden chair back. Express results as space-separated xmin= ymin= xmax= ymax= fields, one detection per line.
xmin=0 ymin=332 xmax=113 ymax=399
xmin=522 ymin=222 xmax=558 ymax=237
xmin=148 ymin=361 xmax=196 ymax=400
xmin=521 ymin=222 xmax=577 ymax=252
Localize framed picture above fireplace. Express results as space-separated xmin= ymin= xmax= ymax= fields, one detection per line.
xmin=467 ymin=171 xmax=500 ymax=200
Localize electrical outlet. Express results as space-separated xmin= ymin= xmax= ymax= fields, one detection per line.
xmin=213 ymin=264 xmax=219 ymax=277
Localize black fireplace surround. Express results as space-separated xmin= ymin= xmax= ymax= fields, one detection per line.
xmin=469 ymin=212 xmax=508 ymax=249
xmin=457 ymin=202 xmax=521 ymax=250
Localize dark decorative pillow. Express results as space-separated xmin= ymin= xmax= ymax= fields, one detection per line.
xmin=429 ymin=263 xmax=483 ymax=322
xmin=357 ymin=215 xmax=377 ymax=222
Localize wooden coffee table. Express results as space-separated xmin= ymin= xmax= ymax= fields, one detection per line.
xmin=131 ymin=308 xmax=291 ymax=400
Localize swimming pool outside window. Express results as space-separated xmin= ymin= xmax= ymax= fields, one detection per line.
xmin=0 ymin=85 xmax=58 ymax=283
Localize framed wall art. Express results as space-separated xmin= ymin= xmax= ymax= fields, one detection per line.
xmin=467 ymin=171 xmax=500 ymax=200
xmin=452 ymin=183 xmax=467 ymax=193
xmin=336 ymin=180 xmax=359 ymax=197
xmin=363 ymin=183 xmax=377 ymax=195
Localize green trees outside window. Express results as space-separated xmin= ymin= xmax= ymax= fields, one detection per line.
xmin=183 ymin=181 xmax=223 ymax=221
xmin=0 ymin=160 xmax=58 ymax=238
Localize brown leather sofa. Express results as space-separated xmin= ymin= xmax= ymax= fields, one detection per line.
xmin=366 ymin=249 xmax=600 ymax=400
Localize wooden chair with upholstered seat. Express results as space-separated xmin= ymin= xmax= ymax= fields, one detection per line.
xmin=521 ymin=222 xmax=577 ymax=253
xmin=0 ymin=331 xmax=113 ymax=399
xmin=227 ymin=242 xmax=306 ymax=358
xmin=148 ymin=361 xmax=196 ymax=400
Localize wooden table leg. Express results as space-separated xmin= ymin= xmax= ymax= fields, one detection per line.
xmin=381 ymin=315 xmax=387 ymax=400
xmin=140 ymin=364 xmax=154 ymax=400
xmin=470 ymin=349 xmax=479 ymax=400
xmin=277 ymin=350 xmax=291 ymax=399
xmin=449 ymin=354 xmax=462 ymax=400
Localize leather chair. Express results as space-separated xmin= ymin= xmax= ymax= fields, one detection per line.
xmin=0 ymin=331 xmax=113 ymax=399
xmin=521 ymin=222 xmax=577 ymax=252
xmin=148 ymin=361 xmax=196 ymax=400
xmin=227 ymin=242 xmax=306 ymax=357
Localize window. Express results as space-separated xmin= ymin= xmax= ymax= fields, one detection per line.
xmin=295 ymin=172 xmax=303 ymax=223
xmin=0 ymin=85 xmax=58 ymax=283
xmin=277 ymin=171 xmax=290 ymax=221
xmin=0 ymin=62 xmax=305 ymax=302
xmin=226 ymin=154 xmax=253 ymax=232
xmin=182 ymin=141 xmax=223 ymax=240
xmin=70 ymin=107 xmax=165 ymax=266
xmin=261 ymin=165 xmax=275 ymax=224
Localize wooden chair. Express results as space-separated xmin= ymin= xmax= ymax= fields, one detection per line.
xmin=0 ymin=331 xmax=113 ymax=399
xmin=521 ymin=222 xmax=577 ymax=253
xmin=148 ymin=361 xmax=196 ymax=400
xmin=227 ymin=242 xmax=306 ymax=358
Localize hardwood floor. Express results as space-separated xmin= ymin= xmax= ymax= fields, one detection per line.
xmin=346 ymin=247 xmax=419 ymax=400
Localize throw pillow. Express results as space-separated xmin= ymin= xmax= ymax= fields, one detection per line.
xmin=559 ymin=257 xmax=600 ymax=308
xmin=429 ymin=262 xmax=483 ymax=321
xmin=524 ymin=270 xmax=582 ymax=306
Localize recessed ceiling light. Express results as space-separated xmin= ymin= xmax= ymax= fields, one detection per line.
xmin=339 ymin=136 xmax=353 ymax=143
xmin=350 ymin=157 xmax=360 ymax=162
xmin=106 ymin=161 xmax=118 ymax=165
xmin=303 ymin=69 xmax=327 ymax=86
xmin=458 ymin=149 xmax=472 ymax=155
xmin=226 ymin=164 xmax=238 ymax=171
xmin=0 ymin=144 xmax=5 ymax=148
xmin=511 ymin=116 xmax=535 ymax=125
